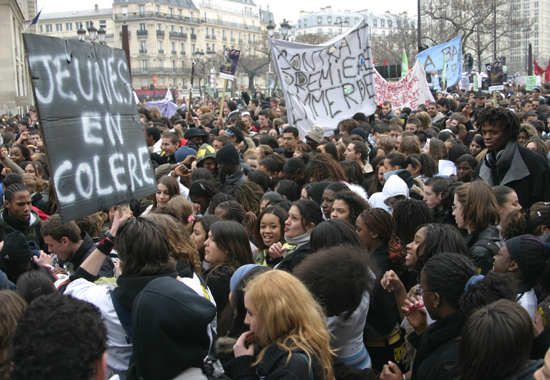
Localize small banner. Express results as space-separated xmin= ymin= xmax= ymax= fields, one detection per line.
xmin=374 ymin=60 xmax=435 ymax=110
xmin=416 ymin=35 xmax=462 ymax=88
xmin=23 ymin=34 xmax=157 ymax=221
xmin=220 ymin=49 xmax=241 ymax=81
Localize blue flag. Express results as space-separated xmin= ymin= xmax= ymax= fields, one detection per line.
xmin=416 ymin=35 xmax=462 ymax=88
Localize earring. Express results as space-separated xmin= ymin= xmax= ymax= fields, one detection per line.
xmin=434 ymin=302 xmax=439 ymax=308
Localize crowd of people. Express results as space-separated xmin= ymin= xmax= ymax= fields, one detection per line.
xmin=2 ymin=81 xmax=550 ymax=380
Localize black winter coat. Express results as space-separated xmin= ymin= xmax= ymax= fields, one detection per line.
xmin=275 ymin=243 xmax=311 ymax=273
xmin=465 ymin=226 xmax=500 ymax=275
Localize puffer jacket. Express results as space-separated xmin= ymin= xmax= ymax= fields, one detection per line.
xmin=466 ymin=226 xmax=501 ymax=275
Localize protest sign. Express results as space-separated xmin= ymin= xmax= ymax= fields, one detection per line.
xmin=373 ymin=60 xmax=434 ymax=109
xmin=487 ymin=61 xmax=504 ymax=91
xmin=23 ymin=34 xmax=157 ymax=221
xmin=220 ymin=49 xmax=241 ymax=81
xmin=526 ymin=76 xmax=537 ymax=91
xmin=269 ymin=19 xmax=376 ymax=137
xmin=416 ymin=35 xmax=462 ymax=88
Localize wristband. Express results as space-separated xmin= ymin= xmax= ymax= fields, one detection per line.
xmin=97 ymin=237 xmax=115 ymax=255
xmin=104 ymin=230 xmax=116 ymax=243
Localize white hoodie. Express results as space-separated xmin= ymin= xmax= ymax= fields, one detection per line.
xmin=368 ymin=175 xmax=409 ymax=213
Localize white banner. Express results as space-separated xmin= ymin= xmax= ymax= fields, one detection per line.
xmin=269 ymin=19 xmax=376 ymax=137
xmin=373 ymin=60 xmax=434 ymax=109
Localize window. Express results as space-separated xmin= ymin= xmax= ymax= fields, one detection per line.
xmin=99 ymin=20 xmax=106 ymax=28
xmin=191 ymin=27 xmax=195 ymax=34
xmin=141 ymin=60 xmax=147 ymax=70
xmin=56 ymin=23 xmax=62 ymax=32
xmin=206 ymin=43 xmax=210 ymax=51
xmin=524 ymin=10 xmax=530 ymax=16
xmin=139 ymin=23 xmax=145 ymax=30
xmin=158 ymin=41 xmax=163 ymax=51
xmin=523 ymin=3 xmax=529 ymax=8
xmin=45 ymin=24 xmax=52 ymax=32
xmin=373 ymin=19 xmax=377 ymax=27
xmin=253 ymin=34 xmax=256 ymax=43
xmin=248 ymin=33 xmax=251 ymax=43
xmin=38 ymin=25 xmax=43 ymax=33
xmin=65 ymin=23 xmax=72 ymax=31
xmin=345 ymin=17 xmax=350 ymax=23
xmin=328 ymin=28 xmax=332 ymax=35
xmin=381 ymin=19 xmax=385 ymax=27
xmin=171 ymin=42 xmax=175 ymax=50
xmin=139 ymin=5 xmax=145 ymax=15
xmin=211 ymin=28 xmax=214 ymax=36
xmin=535 ymin=40 xmax=539 ymax=45
xmin=304 ymin=19 xmax=307 ymax=26
xmin=318 ymin=16 xmax=322 ymax=24
xmin=169 ymin=8 xmax=173 ymax=16
xmin=212 ymin=44 xmax=216 ymax=52
xmin=180 ymin=43 xmax=184 ymax=52
xmin=536 ymin=47 xmax=539 ymax=54
xmin=327 ymin=16 xmax=331 ymax=23
xmin=157 ymin=23 xmax=162 ymax=30
xmin=355 ymin=17 xmax=359 ymax=24
xmin=122 ymin=6 xmax=128 ymax=16
xmin=190 ymin=11 xmax=194 ymax=20
xmin=156 ymin=5 xmax=160 ymax=13
xmin=179 ymin=26 xmax=183 ymax=33
xmin=535 ymin=9 xmax=539 ymax=15
xmin=318 ymin=28 xmax=322 ymax=35
xmin=382 ymin=30 xmax=385 ymax=36
xmin=141 ymin=40 xmax=146 ymax=49
xmin=159 ymin=59 xmax=163 ymax=68
xmin=172 ymin=60 xmax=176 ymax=69
xmin=388 ymin=20 xmax=392 ymax=27
xmin=535 ymin=1 xmax=539 ymax=7
xmin=298 ymin=21 xmax=301 ymax=27
xmin=86 ymin=21 xmax=93 ymax=28
xmin=192 ymin=44 xmax=196 ymax=53
xmin=159 ymin=77 xmax=164 ymax=86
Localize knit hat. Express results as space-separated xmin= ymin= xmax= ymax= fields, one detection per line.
xmin=305 ymin=125 xmax=324 ymax=143
xmin=174 ymin=146 xmax=197 ymax=163
xmin=474 ymin=91 xmax=487 ymax=98
xmin=308 ymin=181 xmax=331 ymax=205
xmin=215 ymin=144 xmax=240 ymax=165
xmin=230 ymin=264 xmax=262 ymax=294
xmin=350 ymin=128 xmax=368 ymax=141
xmin=196 ymin=143 xmax=217 ymax=166
xmin=1 ymin=231 xmax=32 ymax=262
xmin=283 ymin=157 xmax=306 ymax=174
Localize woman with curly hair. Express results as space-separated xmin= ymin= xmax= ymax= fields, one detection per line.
xmin=330 ymin=190 xmax=370 ymax=226
xmin=253 ymin=206 xmax=288 ymax=267
xmin=305 ymin=154 xmax=346 ymax=183
xmin=355 ymin=208 xmax=408 ymax=371
xmin=227 ymin=270 xmax=335 ymax=380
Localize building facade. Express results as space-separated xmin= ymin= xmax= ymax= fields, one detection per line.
xmin=0 ymin=0 xmax=37 ymax=116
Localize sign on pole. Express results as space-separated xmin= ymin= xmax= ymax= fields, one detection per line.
xmin=23 ymin=34 xmax=157 ymax=221
xmin=416 ymin=35 xmax=462 ymax=88
xmin=219 ymin=49 xmax=241 ymax=81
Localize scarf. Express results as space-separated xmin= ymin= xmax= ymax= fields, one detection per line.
xmin=411 ymin=312 xmax=463 ymax=380
xmin=2 ymin=208 xmax=30 ymax=232
xmin=284 ymin=232 xmax=311 ymax=248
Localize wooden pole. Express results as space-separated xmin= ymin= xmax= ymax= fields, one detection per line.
xmin=219 ymin=79 xmax=227 ymax=120
xmin=187 ymin=61 xmax=195 ymax=124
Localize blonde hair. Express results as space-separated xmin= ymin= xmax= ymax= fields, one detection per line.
xmin=148 ymin=106 xmax=162 ymax=119
xmin=245 ymin=271 xmax=335 ymax=380
xmin=166 ymin=196 xmax=195 ymax=228
xmin=22 ymin=175 xmax=48 ymax=194
xmin=415 ymin=111 xmax=432 ymax=130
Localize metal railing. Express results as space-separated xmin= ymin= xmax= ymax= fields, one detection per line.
xmin=156 ymin=30 xmax=165 ymax=36
xmin=137 ymin=30 xmax=148 ymax=36
xmin=169 ymin=32 xmax=187 ymax=39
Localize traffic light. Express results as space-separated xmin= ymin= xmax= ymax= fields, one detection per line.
xmin=150 ymin=84 xmax=155 ymax=91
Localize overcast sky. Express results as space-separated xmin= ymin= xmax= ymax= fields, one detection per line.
xmin=37 ymin=0 xmax=417 ymax=24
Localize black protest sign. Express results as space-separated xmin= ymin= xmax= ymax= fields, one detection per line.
xmin=23 ymin=34 xmax=157 ymax=221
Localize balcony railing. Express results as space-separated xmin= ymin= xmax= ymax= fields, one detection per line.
xmin=115 ymin=12 xmax=201 ymax=24
xmin=231 ymin=37 xmax=235 ymax=42
xmin=222 ymin=37 xmax=227 ymax=41
xmin=180 ymin=51 xmax=186 ymax=55
xmin=211 ymin=35 xmax=216 ymax=40
xmin=171 ymin=50 xmax=177 ymax=54
xmin=132 ymin=66 xmax=186 ymax=74
xmin=169 ymin=31 xmax=187 ymax=39
xmin=158 ymin=49 xmax=164 ymax=54
xmin=156 ymin=30 xmax=165 ymax=36
xmin=191 ymin=33 xmax=197 ymax=40
xmin=139 ymin=48 xmax=147 ymax=53
xmin=201 ymin=17 xmax=260 ymax=31
xmin=137 ymin=30 xmax=148 ymax=36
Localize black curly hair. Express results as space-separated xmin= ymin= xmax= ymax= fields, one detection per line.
xmin=475 ymin=107 xmax=520 ymax=140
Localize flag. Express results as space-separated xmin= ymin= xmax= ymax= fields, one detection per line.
xmin=545 ymin=59 xmax=550 ymax=82
xmin=535 ymin=59 xmax=545 ymax=76
xmin=164 ymin=88 xmax=173 ymax=102
xmin=384 ymin=58 xmax=387 ymax=66
xmin=23 ymin=7 xmax=43 ymax=26
xmin=153 ymin=75 xmax=157 ymax=84
xmin=373 ymin=58 xmax=376 ymax=66
xmin=401 ymin=50 xmax=409 ymax=79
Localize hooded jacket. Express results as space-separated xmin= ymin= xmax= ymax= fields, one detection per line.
xmin=0 ymin=208 xmax=45 ymax=251
xmin=196 ymin=143 xmax=217 ymax=167
xmin=128 ymin=277 xmax=217 ymax=380
xmin=368 ymin=175 xmax=409 ymax=213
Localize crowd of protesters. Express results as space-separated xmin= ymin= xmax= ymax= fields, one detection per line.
xmin=2 ymin=81 xmax=550 ymax=380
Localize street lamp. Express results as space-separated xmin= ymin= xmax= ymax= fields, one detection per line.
xmin=98 ymin=26 xmax=106 ymax=44
xmin=266 ymin=20 xmax=275 ymax=38
xmin=77 ymin=25 xmax=86 ymax=41
xmin=87 ymin=22 xmax=98 ymax=42
xmin=280 ymin=19 xmax=290 ymax=40
xmin=334 ymin=17 xmax=349 ymax=34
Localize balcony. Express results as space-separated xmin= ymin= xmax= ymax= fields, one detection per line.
xmin=201 ymin=17 xmax=261 ymax=31
xmin=158 ymin=49 xmax=164 ymax=54
xmin=171 ymin=50 xmax=177 ymax=54
xmin=156 ymin=30 xmax=165 ymax=37
xmin=222 ymin=37 xmax=227 ymax=41
xmin=119 ymin=31 xmax=131 ymax=38
xmin=139 ymin=49 xmax=147 ymax=53
xmin=205 ymin=35 xmax=210 ymax=39
xmin=132 ymin=66 xmax=186 ymax=74
xmin=169 ymin=31 xmax=187 ymax=39
xmin=239 ymin=39 xmax=243 ymax=43
xmin=180 ymin=51 xmax=186 ymax=55
xmin=131 ymin=68 xmax=148 ymax=74
xmin=191 ymin=34 xmax=197 ymax=40
xmin=137 ymin=30 xmax=148 ymax=36
xmin=211 ymin=35 xmax=216 ymax=40
xmin=115 ymin=12 xmax=201 ymax=25
xmin=231 ymin=38 xmax=235 ymax=42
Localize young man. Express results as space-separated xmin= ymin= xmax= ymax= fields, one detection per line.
xmin=344 ymin=141 xmax=373 ymax=177
xmin=281 ymin=126 xmax=301 ymax=159
xmin=41 ymin=214 xmax=114 ymax=281
xmin=405 ymin=118 xmax=421 ymax=133
xmin=216 ymin=144 xmax=245 ymax=195
xmin=381 ymin=101 xmax=397 ymax=120
xmin=427 ymin=102 xmax=444 ymax=124
xmin=473 ymin=107 xmax=550 ymax=208
xmin=257 ymin=109 xmax=272 ymax=131
xmin=144 ymin=126 xmax=161 ymax=153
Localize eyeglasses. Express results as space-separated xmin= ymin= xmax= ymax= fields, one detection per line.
xmin=417 ymin=284 xmax=435 ymax=296
xmin=451 ymin=204 xmax=463 ymax=211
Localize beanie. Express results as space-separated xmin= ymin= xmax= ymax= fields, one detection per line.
xmin=174 ymin=146 xmax=197 ymax=163
xmin=1 ymin=231 xmax=32 ymax=262
xmin=230 ymin=264 xmax=263 ymax=294
xmin=215 ymin=144 xmax=240 ymax=165
xmin=308 ymin=181 xmax=331 ymax=206
xmin=283 ymin=157 xmax=306 ymax=174
xmin=350 ymin=128 xmax=368 ymax=141
xmin=305 ymin=125 xmax=324 ymax=143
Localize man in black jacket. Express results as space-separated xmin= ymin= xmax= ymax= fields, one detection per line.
xmin=473 ymin=107 xmax=550 ymax=209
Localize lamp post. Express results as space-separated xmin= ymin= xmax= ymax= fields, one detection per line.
xmin=280 ymin=19 xmax=290 ymax=41
xmin=87 ymin=22 xmax=98 ymax=42
xmin=334 ymin=17 xmax=349 ymax=34
xmin=98 ymin=26 xmax=106 ymax=44
xmin=266 ymin=20 xmax=275 ymax=38
xmin=77 ymin=25 xmax=86 ymax=41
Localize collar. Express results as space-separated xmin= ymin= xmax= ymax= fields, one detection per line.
xmin=479 ymin=141 xmax=529 ymax=185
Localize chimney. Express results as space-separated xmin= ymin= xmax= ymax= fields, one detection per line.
xmin=95 ymin=4 xmax=98 ymax=11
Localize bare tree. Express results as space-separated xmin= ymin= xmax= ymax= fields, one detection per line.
xmin=294 ymin=33 xmax=332 ymax=45
xmin=236 ymin=40 xmax=272 ymax=92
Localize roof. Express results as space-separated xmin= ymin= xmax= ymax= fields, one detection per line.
xmin=227 ymin=0 xmax=256 ymax=5
xmin=259 ymin=9 xmax=274 ymax=24
xmin=113 ymin=0 xmax=198 ymax=8
xmin=296 ymin=9 xmax=399 ymax=30
xmin=41 ymin=8 xmax=112 ymax=21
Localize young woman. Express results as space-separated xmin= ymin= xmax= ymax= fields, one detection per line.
xmin=253 ymin=206 xmax=288 ymax=267
xmin=453 ymin=181 xmax=500 ymax=274
xmin=24 ymin=161 xmax=47 ymax=179
xmin=9 ymin=145 xmax=31 ymax=167
xmin=355 ymin=208 xmax=408 ymax=371
xmin=22 ymin=175 xmax=48 ymax=214
xmin=321 ymin=182 xmax=349 ymax=219
xmin=190 ymin=215 xmax=221 ymax=269
xmin=424 ymin=138 xmax=448 ymax=170
xmin=269 ymin=199 xmax=323 ymax=273
xmin=492 ymin=235 xmax=550 ymax=321
xmin=330 ymin=190 xmax=370 ymax=225
xmin=188 ymin=179 xmax=220 ymax=215
xmin=423 ymin=177 xmax=455 ymax=225
xmin=454 ymin=154 xmax=478 ymax=182
xmin=380 ymin=253 xmax=478 ymax=380
xmin=203 ymin=221 xmax=254 ymax=318
xmin=492 ymin=185 xmax=521 ymax=235
xmin=227 ymin=270 xmax=335 ymax=380
xmin=141 ymin=176 xmax=180 ymax=217
xmin=502 ymin=201 xmax=550 ymax=240
xmin=407 ymin=154 xmax=437 ymax=183
xmin=469 ymin=135 xmax=486 ymax=156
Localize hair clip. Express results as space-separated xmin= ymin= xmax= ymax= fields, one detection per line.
xmin=200 ymin=183 xmax=206 ymax=191
xmin=538 ymin=211 xmax=542 ymax=217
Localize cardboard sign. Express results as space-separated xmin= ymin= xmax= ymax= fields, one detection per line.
xmin=220 ymin=49 xmax=241 ymax=81
xmin=269 ymin=19 xmax=376 ymax=137
xmin=374 ymin=60 xmax=434 ymax=109
xmin=23 ymin=34 xmax=157 ymax=221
